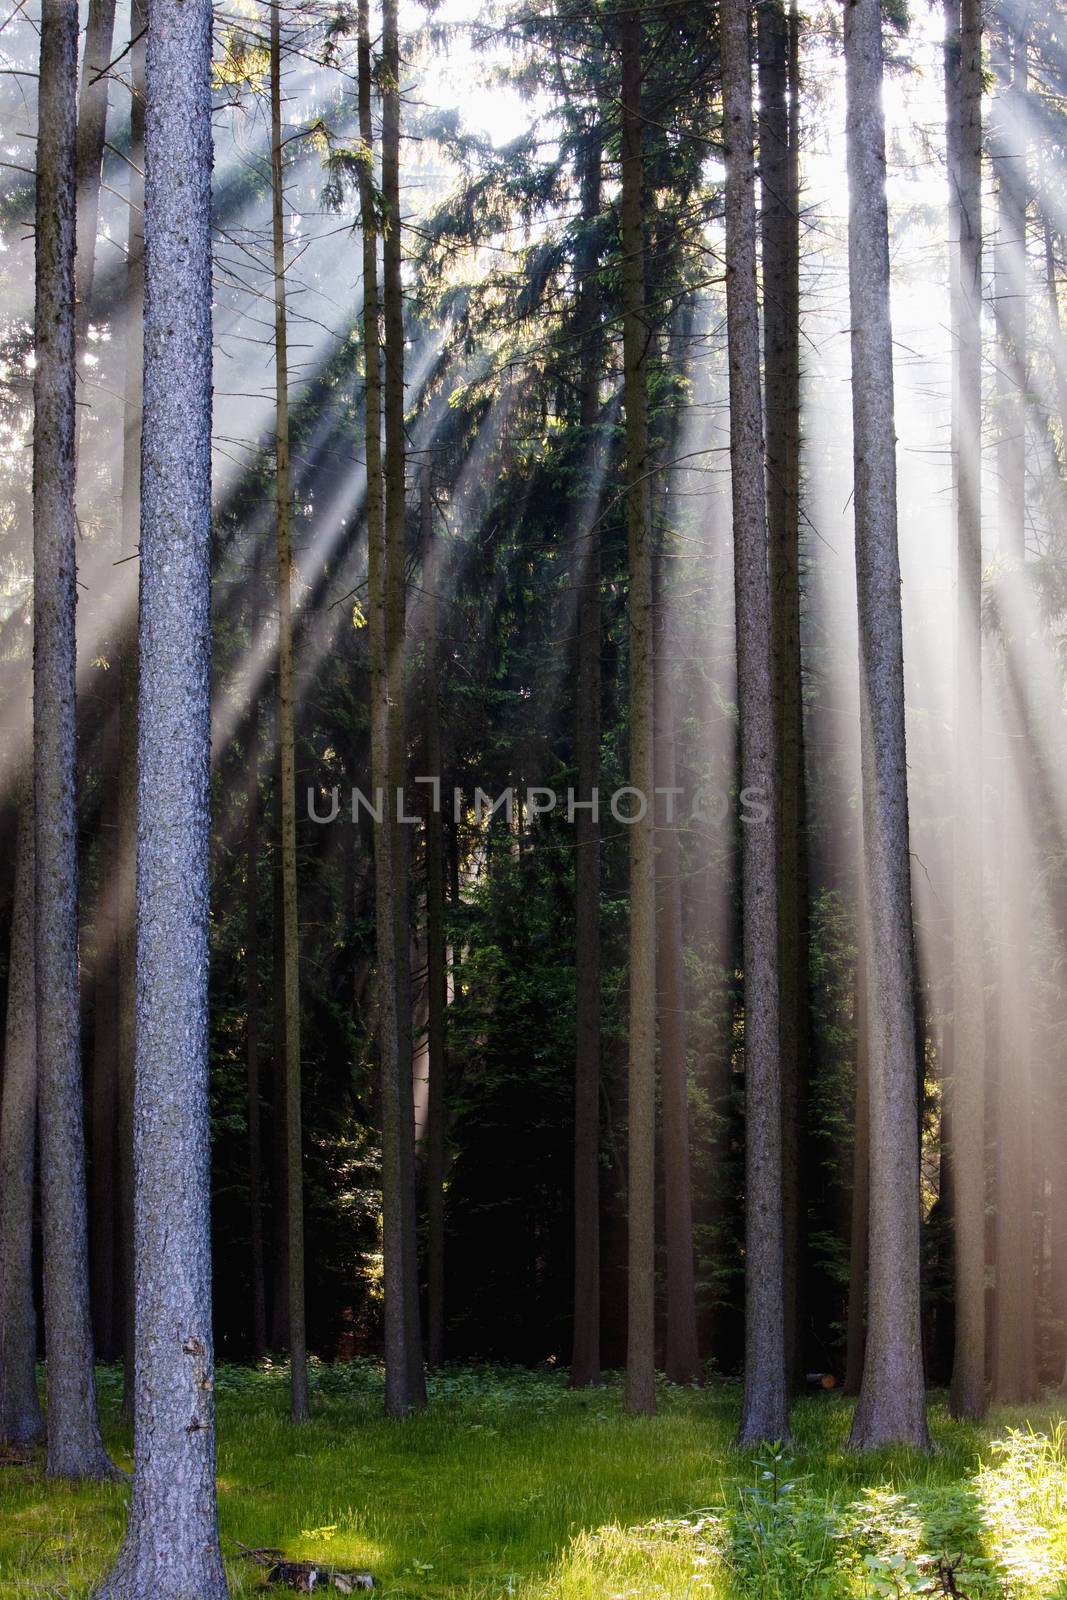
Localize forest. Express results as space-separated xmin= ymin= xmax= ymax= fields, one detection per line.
xmin=2 ymin=0 xmax=1067 ymax=1591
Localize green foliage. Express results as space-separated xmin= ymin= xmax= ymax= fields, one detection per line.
xmin=4 ymin=1379 xmax=1067 ymax=1599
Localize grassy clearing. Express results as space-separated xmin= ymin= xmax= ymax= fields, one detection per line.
xmin=1 ymin=1367 xmax=1066 ymax=1598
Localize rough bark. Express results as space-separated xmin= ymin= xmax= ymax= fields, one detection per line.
xmin=654 ymin=569 xmax=700 ymax=1386
xmin=421 ymin=465 xmax=447 ymax=1372
xmin=759 ymin=0 xmax=807 ymax=1392
xmin=721 ymin=0 xmax=789 ymax=1446
xmin=843 ymin=0 xmax=930 ymax=1452
xmin=363 ymin=0 xmax=426 ymax=1415
xmin=843 ymin=942 xmax=869 ymax=1396
xmin=570 ymin=131 xmax=603 ymax=1392
xmin=33 ymin=0 xmax=114 ymax=1484
xmin=620 ymin=0 xmax=656 ymax=1419
xmin=246 ymin=552 xmax=267 ymax=1362
xmin=0 ymin=772 xmax=44 ymax=1447
xmin=270 ymin=0 xmax=309 ymax=1423
xmin=117 ymin=0 xmax=146 ymax=1421
xmin=90 ymin=730 xmax=119 ymax=1361
xmin=74 ymin=0 xmax=118 ymax=355
xmin=944 ymin=0 xmax=987 ymax=1422
xmin=92 ymin=0 xmax=228 ymax=1580
xmin=991 ymin=4 xmax=1037 ymax=1407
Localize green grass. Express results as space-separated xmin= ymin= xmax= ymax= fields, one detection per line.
xmin=2 ymin=1366 xmax=1067 ymax=1598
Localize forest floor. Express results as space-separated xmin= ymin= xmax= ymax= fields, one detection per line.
xmin=1 ymin=1366 xmax=1066 ymax=1598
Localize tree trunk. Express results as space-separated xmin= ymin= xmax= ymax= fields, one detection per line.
xmin=270 ymin=842 xmax=290 ymax=1351
xmin=843 ymin=941 xmax=869 ymax=1396
xmin=842 ymin=0 xmax=930 ymax=1452
xmin=759 ymin=0 xmax=807 ymax=1393
xmin=721 ymin=0 xmax=789 ymax=1446
xmin=90 ymin=732 xmax=119 ymax=1361
xmin=92 ymin=0 xmax=228 ymax=1581
xmin=33 ymin=0 xmax=114 ymax=1484
xmin=620 ymin=1 xmax=656 ymax=1419
xmin=246 ymin=551 xmax=268 ymax=1362
xmin=991 ymin=4 xmax=1037 ymax=1407
xmin=270 ymin=0 xmax=309 ymax=1424
xmin=654 ymin=568 xmax=700 ymax=1386
xmin=421 ymin=464 xmax=447 ymax=1372
xmin=944 ymin=0 xmax=987 ymax=1422
xmin=117 ymin=0 xmax=146 ymax=1423
xmin=363 ymin=0 xmax=426 ymax=1415
xmin=74 ymin=0 xmax=117 ymax=355
xmin=570 ymin=129 xmax=603 ymax=1392
xmin=0 ymin=770 xmax=44 ymax=1446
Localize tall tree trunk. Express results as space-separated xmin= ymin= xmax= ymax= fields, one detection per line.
xmin=117 ymin=0 xmax=146 ymax=1422
xmin=246 ymin=551 xmax=267 ymax=1362
xmin=843 ymin=942 xmax=869 ymax=1396
xmin=842 ymin=0 xmax=930 ymax=1452
xmin=90 ymin=733 xmax=119 ymax=1361
xmin=33 ymin=0 xmax=114 ymax=1483
xmin=0 ymin=770 xmax=44 ymax=1446
xmin=570 ymin=130 xmax=603 ymax=1392
xmin=991 ymin=3 xmax=1037 ymax=1406
xmin=721 ymin=0 xmax=789 ymax=1447
xmin=270 ymin=843 xmax=290 ymax=1350
xmin=944 ymin=0 xmax=986 ymax=1422
xmin=421 ymin=464 xmax=447 ymax=1372
xmin=92 ymin=0 xmax=228 ymax=1580
xmin=620 ymin=0 xmax=656 ymax=1419
xmin=654 ymin=569 xmax=700 ymax=1386
xmin=362 ymin=0 xmax=426 ymax=1415
xmin=74 ymin=0 xmax=117 ymax=355
xmin=271 ymin=0 xmax=309 ymax=1423
xmin=759 ymin=0 xmax=807 ymax=1393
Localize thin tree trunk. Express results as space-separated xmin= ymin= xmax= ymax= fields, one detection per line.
xmin=246 ymin=551 xmax=267 ymax=1362
xmin=721 ymin=0 xmax=789 ymax=1447
xmin=421 ymin=464 xmax=447 ymax=1372
xmin=0 ymin=770 xmax=44 ymax=1446
xmin=33 ymin=0 xmax=114 ymax=1484
xmin=991 ymin=3 xmax=1037 ymax=1406
xmin=270 ymin=843 xmax=290 ymax=1350
xmin=843 ymin=941 xmax=869 ymax=1396
xmin=654 ymin=569 xmax=700 ymax=1386
xmin=117 ymin=0 xmax=145 ymax=1422
xmin=759 ymin=0 xmax=807 ymax=1393
xmin=945 ymin=0 xmax=986 ymax=1422
xmin=570 ymin=129 xmax=603 ymax=1392
xmin=90 ymin=734 xmax=118 ymax=1361
xmin=92 ymin=0 xmax=227 ymax=1582
xmin=843 ymin=0 xmax=930 ymax=1452
xmin=270 ymin=0 xmax=309 ymax=1423
xmin=362 ymin=0 xmax=426 ymax=1415
xmin=620 ymin=0 xmax=656 ymax=1419
xmin=74 ymin=0 xmax=117 ymax=355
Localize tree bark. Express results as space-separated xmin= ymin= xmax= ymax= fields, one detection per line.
xmin=842 ymin=0 xmax=930 ymax=1452
xmin=117 ymin=0 xmax=146 ymax=1422
xmin=944 ymin=0 xmax=987 ymax=1422
xmin=654 ymin=567 xmax=700 ymax=1386
xmin=570 ymin=129 xmax=603 ymax=1392
xmin=33 ymin=0 xmax=114 ymax=1484
xmin=74 ymin=0 xmax=117 ymax=355
xmin=843 ymin=940 xmax=869 ymax=1396
xmin=421 ymin=464 xmax=447 ymax=1372
xmin=92 ymin=0 xmax=228 ymax=1580
xmin=759 ymin=0 xmax=807 ymax=1393
xmin=270 ymin=0 xmax=309 ymax=1424
xmin=620 ymin=0 xmax=656 ymax=1419
xmin=246 ymin=550 xmax=268 ymax=1362
xmin=990 ymin=3 xmax=1037 ymax=1407
xmin=363 ymin=0 xmax=426 ymax=1415
xmin=722 ymin=0 xmax=789 ymax=1446
xmin=90 ymin=730 xmax=119 ymax=1361
xmin=0 ymin=770 xmax=44 ymax=1447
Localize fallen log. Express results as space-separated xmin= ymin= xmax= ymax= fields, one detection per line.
xmin=236 ymin=1541 xmax=374 ymax=1592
